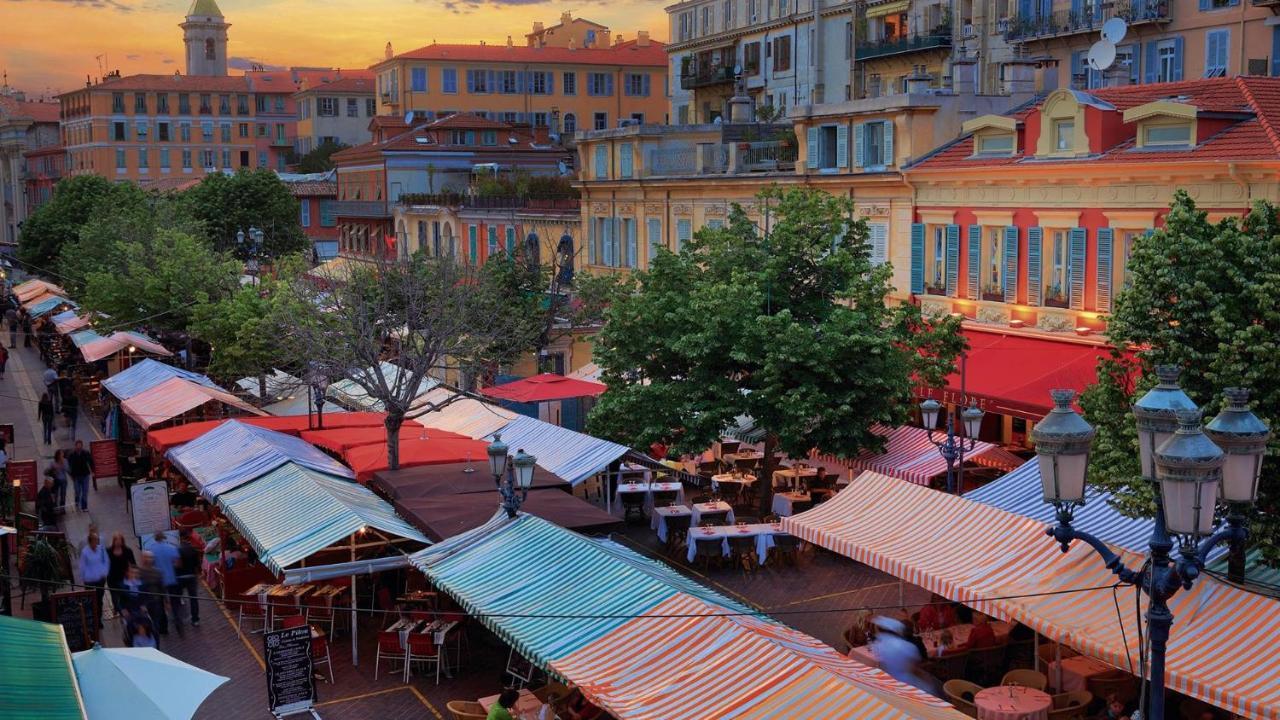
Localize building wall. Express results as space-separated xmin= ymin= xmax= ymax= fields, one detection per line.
xmin=297 ymin=195 xmax=339 ymax=242
xmin=295 ymin=92 xmax=376 ymax=154
xmin=252 ymin=92 xmax=298 ymax=171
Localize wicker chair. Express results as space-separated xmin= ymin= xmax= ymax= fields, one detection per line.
xmin=966 ymin=642 xmax=1009 ymax=686
xmin=620 ymin=492 xmax=646 ymax=523
xmin=445 ymin=700 xmax=486 ymax=720
xmin=726 ymin=534 xmax=758 ymax=572
xmin=1048 ymin=690 xmax=1092 ymax=720
xmin=692 ymin=535 xmax=724 ymax=570
xmin=924 ymin=649 xmax=970 ymax=683
xmin=943 ymin=679 xmax=982 ymax=718
xmin=1087 ymin=672 xmax=1139 ymax=708
xmin=663 ymin=514 xmax=692 ymax=554
xmin=1001 ymin=668 xmax=1048 ymax=691
xmin=770 ymin=533 xmax=802 ymax=566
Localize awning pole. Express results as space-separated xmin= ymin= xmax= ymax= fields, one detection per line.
xmin=1034 ymin=632 xmax=1040 ymax=673
xmin=1055 ymin=642 xmax=1062 ymax=691
xmin=350 ymin=533 xmax=358 ymax=666
xmin=898 ymin=581 xmax=904 ymax=607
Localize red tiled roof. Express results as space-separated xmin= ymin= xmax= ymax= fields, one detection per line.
xmin=295 ymin=77 xmax=375 ymax=95
xmin=426 ymin=112 xmax=510 ymax=130
xmin=249 ymin=68 xmax=375 ymax=94
xmin=387 ymin=39 xmax=666 ymax=67
xmin=0 ymin=95 xmax=61 ymax=123
xmin=333 ymin=113 xmax=565 ymax=163
xmin=141 ymin=176 xmax=205 ymax=193
xmin=286 ymin=181 xmax=336 ymax=196
xmin=74 ymin=73 xmax=251 ymax=93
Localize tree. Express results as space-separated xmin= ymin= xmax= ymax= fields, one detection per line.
xmin=181 ymin=169 xmax=309 ymax=258
xmin=18 ymin=175 xmax=144 ymax=272
xmin=1080 ymin=190 xmax=1280 ymax=564
xmin=294 ymin=140 xmax=349 ymax=174
xmin=587 ymin=187 xmax=965 ymax=513
xmin=58 ymin=195 xmax=202 ymax=297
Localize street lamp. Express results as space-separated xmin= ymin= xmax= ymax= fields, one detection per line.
xmin=1033 ymin=367 xmax=1268 ymax=720
xmin=307 ymin=368 xmax=329 ymax=430
xmin=919 ymin=397 xmax=984 ymax=494
xmin=238 ymin=226 xmax=265 ymax=283
xmin=487 ymin=433 xmax=537 ymax=518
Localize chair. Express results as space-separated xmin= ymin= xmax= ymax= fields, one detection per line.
xmin=236 ymin=593 xmax=267 ymax=634
xmin=924 ymin=649 xmax=970 ymax=682
xmin=966 ymin=642 xmax=1009 ymax=686
xmin=1001 ymin=668 xmax=1048 ymax=691
xmin=693 ymin=536 xmax=724 ymax=570
xmin=406 ymin=633 xmax=442 ymax=684
xmin=699 ymin=510 xmax=728 ymax=525
xmin=789 ymin=500 xmax=813 ymax=515
xmin=1086 ymin=672 xmax=1139 ymax=708
xmin=270 ymin=596 xmax=303 ymax=631
xmin=726 ymin=535 xmax=758 ymax=572
xmin=280 ymin=615 xmax=307 ymax=630
xmin=716 ymin=482 xmax=741 ymax=507
xmin=943 ymin=679 xmax=982 ymax=718
xmin=620 ymin=492 xmax=646 ymax=523
xmin=445 ymin=700 xmax=487 ymax=720
xmin=311 ymin=634 xmax=333 ymax=684
xmin=1037 ymin=641 xmax=1079 ymax=666
xmin=770 ymin=533 xmax=802 ymax=566
xmin=651 ymin=489 xmax=678 ymax=505
xmin=842 ymin=625 xmax=868 ymax=653
xmin=374 ymin=631 xmax=408 ymax=683
xmin=663 ymin=514 xmax=692 ymax=555
xmin=308 ymin=592 xmax=337 ymax=637
xmin=1006 ymin=637 xmax=1035 ymax=670
xmin=1048 ymin=690 xmax=1092 ymax=720
xmin=690 ymin=492 xmax=713 ymax=504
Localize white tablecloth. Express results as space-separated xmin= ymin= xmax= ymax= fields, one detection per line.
xmin=771 ymin=491 xmax=811 ymax=517
xmin=711 ymin=474 xmax=757 ymax=492
xmin=685 ymin=523 xmax=782 ymax=564
xmin=651 ymin=505 xmax=692 ymax=542
xmin=690 ymin=501 xmax=734 ymax=526
xmin=613 ymin=481 xmax=686 ymax=517
xmin=772 ymin=467 xmax=818 ymax=489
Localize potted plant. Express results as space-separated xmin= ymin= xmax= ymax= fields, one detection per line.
xmin=23 ymin=536 xmax=69 ymax=621
xmin=925 ymin=280 xmax=949 ymax=296
xmin=1044 ymin=284 xmax=1069 ymax=308
xmin=982 ymin=282 xmax=1005 ymax=302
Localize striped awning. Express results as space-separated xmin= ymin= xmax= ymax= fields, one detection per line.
xmin=217 ymin=462 xmax=426 ymax=574
xmin=167 ymin=420 xmax=353 ymax=499
xmin=13 ymin=279 xmax=65 ymax=303
xmin=0 ymin=615 xmax=86 ymax=720
xmin=50 ymin=311 xmax=88 ymax=335
xmin=785 ymin=472 xmax=1280 ymax=720
xmin=487 ymin=414 xmax=628 ymax=486
xmin=68 ymin=330 xmax=106 ymax=349
xmin=409 ymin=512 xmax=963 ymax=720
xmin=327 ymin=361 xmax=438 ymax=412
xmin=100 ymin=359 xmax=220 ymax=401
xmin=79 ymin=331 xmax=171 ymax=364
xmin=813 ymin=425 xmax=1023 ymax=485
xmin=26 ymin=295 xmax=75 ymax=318
xmin=409 ymin=387 xmax=516 ymax=439
xmin=725 ymin=415 xmax=768 ymax=444
xmin=121 ymin=377 xmax=264 ymax=430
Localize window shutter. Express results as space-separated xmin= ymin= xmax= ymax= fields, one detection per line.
xmin=1071 ymin=51 xmax=1084 ymax=88
xmin=1273 ymin=27 xmax=1280 ymax=77
xmin=605 ymin=74 xmax=614 ymax=96
xmin=642 ymin=74 xmax=651 ymax=96
xmin=1069 ymin=227 xmax=1087 ymax=310
xmin=1198 ymin=0 xmax=1209 ymax=10
xmin=546 ymin=72 xmax=554 ymax=94
xmin=516 ymin=71 xmax=526 ymax=93
xmin=835 ymin=124 xmax=849 ymax=168
xmin=620 ymin=145 xmax=633 ymax=177
xmin=1172 ymin=36 xmax=1185 ymax=81
xmin=1072 ymin=0 xmax=1083 ymax=16
xmin=613 ymin=218 xmax=623 ymax=267
xmin=1096 ymin=227 xmax=1113 ymax=313
xmin=1144 ymin=43 xmax=1158 ymax=83
xmin=677 ymin=219 xmax=692 ymax=250
xmin=945 ymin=224 xmax=960 ymax=296
xmin=910 ymin=223 xmax=925 ymax=294
xmin=967 ymin=225 xmax=981 ymax=300
xmin=1127 ymin=44 xmax=1140 ymax=85
xmin=1003 ymin=226 xmax=1019 ymax=303
xmin=1027 ymin=226 xmax=1043 ymax=306
xmin=647 ymin=218 xmax=662 ymax=262
xmin=469 ymin=226 xmax=479 ymax=263
xmin=595 ymin=145 xmax=608 ymax=178
xmin=854 ymin=123 xmax=865 ymax=167
xmin=627 ymin=219 xmax=638 ymax=268
xmin=870 ymin=223 xmax=888 ymax=266
xmin=588 ymin=220 xmax=597 ymax=265
xmin=882 ymin=121 xmax=894 ymax=165
xmin=806 ymin=127 xmax=821 ymax=169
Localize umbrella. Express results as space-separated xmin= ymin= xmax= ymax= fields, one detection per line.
xmin=71 ymin=644 xmax=229 ymax=720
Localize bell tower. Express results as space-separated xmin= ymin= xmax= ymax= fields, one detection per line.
xmin=181 ymin=0 xmax=230 ymax=77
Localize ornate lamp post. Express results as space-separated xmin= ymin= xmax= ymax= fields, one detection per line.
xmin=1033 ymin=367 xmax=1268 ymax=720
xmin=307 ymin=367 xmax=329 ymax=430
xmin=920 ymin=398 xmax=985 ymax=494
xmin=487 ymin=433 xmax=538 ymax=518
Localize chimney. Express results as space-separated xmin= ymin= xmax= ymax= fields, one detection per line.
xmin=532 ymin=21 xmax=544 ymax=33
xmin=637 ymin=30 xmax=650 ymax=47
xmin=614 ymin=34 xmax=623 ymax=46
xmin=507 ymin=35 xmax=513 ymax=48
xmin=906 ymin=71 xmax=933 ymax=95
xmin=561 ymin=11 xmax=572 ymax=24
xmin=1003 ymin=59 xmax=1038 ymax=97
xmin=568 ymin=38 xmax=576 ymax=50
xmin=600 ymin=30 xmax=611 ymax=47
xmin=385 ymin=42 xmax=394 ymax=60
xmin=951 ymin=57 xmax=977 ymax=96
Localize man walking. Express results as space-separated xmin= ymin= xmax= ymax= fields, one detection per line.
xmin=137 ymin=551 xmax=169 ymax=636
xmin=5 ymin=306 xmax=16 ymax=348
xmin=62 ymin=391 xmax=79 ymax=440
xmin=67 ymin=440 xmax=94 ymax=512
xmin=176 ymin=533 xmax=202 ymax=627
xmin=79 ymin=531 xmax=109 ymax=627
xmin=43 ymin=366 xmax=60 ymax=413
xmin=147 ymin=531 xmax=184 ymax=636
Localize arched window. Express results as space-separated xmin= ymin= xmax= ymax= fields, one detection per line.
xmin=417 ymin=220 xmax=427 ymax=255
xmin=205 ymin=38 xmax=217 ymax=61
xmin=563 ymin=113 xmax=577 ymax=135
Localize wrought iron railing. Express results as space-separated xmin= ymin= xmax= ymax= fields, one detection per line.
xmin=1005 ymin=0 xmax=1169 ymax=41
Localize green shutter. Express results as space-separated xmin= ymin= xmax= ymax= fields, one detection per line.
xmin=1096 ymin=227 xmax=1114 ymax=312
xmin=910 ymin=223 xmax=925 ymax=294
xmin=1003 ymin=226 xmax=1019 ymax=303
xmin=806 ymin=127 xmax=821 ymax=169
xmin=1027 ymin=226 xmax=1043 ymax=306
xmin=1068 ymin=227 xmax=1087 ymax=310
xmin=945 ymin=224 xmax=960 ymax=296
xmin=469 ymin=225 xmax=478 ymax=263
xmin=967 ymin=225 xmax=981 ymax=300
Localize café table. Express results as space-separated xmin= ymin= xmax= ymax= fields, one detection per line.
xmin=974 ymin=685 xmax=1052 ymax=720
xmin=770 ymin=491 xmax=811 ymax=517
xmin=479 ymin=688 xmax=547 ymax=719
xmin=847 ymin=644 xmax=880 ymax=669
xmin=772 ymin=467 xmax=818 ymax=490
xmin=690 ymin=500 xmax=735 ymax=526
xmin=711 ymin=473 xmax=757 ymax=493
xmin=685 ymin=522 xmax=783 ymax=564
xmin=1047 ymin=654 xmax=1115 ymax=693
xmin=918 ymin=622 xmax=1012 ymax=655
xmin=651 ymin=504 xmax=692 ymax=542
xmin=613 ymin=482 xmax=651 ymax=517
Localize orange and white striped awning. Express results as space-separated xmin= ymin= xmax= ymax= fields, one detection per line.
xmin=812 ymin=425 xmax=1023 ymax=485
xmin=784 ymin=472 xmax=1280 ymax=720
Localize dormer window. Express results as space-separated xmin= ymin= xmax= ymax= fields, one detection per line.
xmin=977 ymin=134 xmax=1013 ymax=155
xmin=1053 ymin=120 xmax=1074 ymax=151
xmin=1143 ymin=123 xmax=1192 ymax=146
xmin=962 ymin=115 xmax=1018 ymax=157
xmin=1034 ymin=89 xmax=1101 ymax=158
xmin=1123 ymin=100 xmax=1198 ymax=150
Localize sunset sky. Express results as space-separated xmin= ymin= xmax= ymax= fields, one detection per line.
xmin=1 ymin=0 xmax=671 ymax=99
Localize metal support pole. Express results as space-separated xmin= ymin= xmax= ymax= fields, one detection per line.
xmin=956 ymin=352 xmax=967 ymax=494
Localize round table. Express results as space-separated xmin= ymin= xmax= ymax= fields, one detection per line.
xmin=974 ymin=686 xmax=1052 ymax=720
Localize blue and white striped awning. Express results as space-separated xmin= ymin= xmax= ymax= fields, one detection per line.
xmin=326 ymin=361 xmax=438 ymax=412
xmin=487 ymin=414 xmax=628 ymax=486
xmin=27 ymin=295 xmax=74 ymax=318
xmin=100 ymin=358 xmax=219 ymax=401
xmin=68 ymin=330 xmax=106 ymax=348
xmin=167 ymin=420 xmax=354 ymax=499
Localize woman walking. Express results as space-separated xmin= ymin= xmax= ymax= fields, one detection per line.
xmin=106 ymin=533 xmax=135 ymax=620
xmin=37 ymin=392 xmax=55 ymax=445
xmin=49 ymin=449 xmax=69 ymax=513
xmin=79 ymin=531 xmax=109 ymax=627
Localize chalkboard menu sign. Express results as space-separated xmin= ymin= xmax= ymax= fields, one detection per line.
xmin=90 ymin=440 xmax=119 ymax=479
xmin=0 ymin=423 xmax=13 ymax=445
xmin=264 ymin=626 xmax=316 ymax=715
xmin=51 ymin=589 xmax=99 ymax=652
xmin=8 ymin=460 xmax=37 ymax=502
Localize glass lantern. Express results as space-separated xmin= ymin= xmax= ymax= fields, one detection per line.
xmin=1154 ymin=410 xmax=1224 ymax=537
xmin=1031 ymin=389 xmax=1096 ymax=505
xmin=513 ymin=449 xmax=537 ymax=489
xmin=1203 ymin=387 xmax=1269 ymax=505
xmin=487 ymin=433 xmax=509 ymax=478
xmin=961 ymin=402 xmax=985 ymax=440
xmin=920 ymin=399 xmax=941 ymax=431
xmin=1133 ymin=365 xmax=1198 ymax=480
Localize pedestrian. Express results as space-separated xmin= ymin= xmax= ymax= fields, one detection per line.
xmin=62 ymin=391 xmax=79 ymax=439
xmin=37 ymin=392 xmax=55 ymax=445
xmin=21 ymin=314 xmax=31 ymax=348
xmin=0 ymin=343 xmax=7 ymax=379
xmin=106 ymin=532 xmax=135 ymax=618
xmin=48 ymin=449 xmax=69 ymax=512
xmin=869 ymin=616 xmax=940 ymax=698
xmin=127 ymin=607 xmax=159 ymax=649
xmin=5 ymin=307 xmax=16 ymax=348
xmin=486 ymin=689 xmax=521 ymax=720
xmin=147 ymin=531 xmax=183 ymax=636
xmin=137 ymin=551 xmax=169 ymax=636
xmin=43 ymin=366 xmax=60 ymax=413
xmin=79 ymin=531 xmax=109 ymax=626
xmin=120 ymin=564 xmax=145 ymax=616
xmin=35 ymin=475 xmax=58 ymax=530
xmin=176 ymin=532 xmax=202 ymax=627
xmin=67 ymin=439 xmax=94 ymax=512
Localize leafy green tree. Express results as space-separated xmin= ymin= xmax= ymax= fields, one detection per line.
xmin=1080 ymin=190 xmax=1280 ymax=564
xmin=587 ymin=187 xmax=965 ymax=513
xmin=58 ymin=197 xmax=202 ymax=297
xmin=181 ymin=169 xmax=308 ymax=258
xmin=18 ymin=175 xmax=145 ymax=272
xmin=294 ymin=140 xmax=348 ymax=173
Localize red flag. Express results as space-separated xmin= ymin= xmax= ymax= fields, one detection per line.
xmin=384 ymin=234 xmax=397 ymax=252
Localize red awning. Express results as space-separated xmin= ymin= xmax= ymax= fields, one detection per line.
xmin=344 ymin=437 xmax=493 ymax=483
xmin=920 ymin=327 xmax=1111 ymax=421
xmin=480 ymin=373 xmax=606 ymax=403
xmin=300 ymin=425 xmax=469 ymax=454
xmin=145 ymin=411 xmax=420 ymax=454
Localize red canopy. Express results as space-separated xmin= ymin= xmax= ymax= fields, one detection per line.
xmin=300 ymin=425 xmax=468 ymax=454
xmin=919 ymin=327 xmax=1110 ymax=421
xmin=344 ymin=437 xmax=493 ymax=483
xmin=479 ymin=373 xmax=606 ymax=403
xmin=145 ymin=412 xmax=419 ymax=454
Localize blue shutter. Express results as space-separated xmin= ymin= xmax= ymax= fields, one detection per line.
xmin=967 ymin=225 xmax=981 ymax=300
xmin=1071 ymin=51 xmax=1084 ymax=89
xmin=1198 ymin=0 xmax=1209 ymax=10
xmin=1096 ymin=228 xmax=1114 ymax=313
xmin=466 ymin=70 xmax=475 ymax=93
xmin=836 ymin=124 xmax=849 ymax=168
xmin=1273 ymin=28 xmax=1280 ymax=77
xmin=1071 ymin=0 xmax=1082 ymax=16
xmin=1144 ymin=43 xmax=1158 ymax=83
xmin=547 ymin=72 xmax=555 ymax=95
xmin=647 ymin=218 xmax=662 ymax=261
xmin=1126 ymin=44 xmax=1140 ymax=85
xmin=1003 ymin=226 xmax=1019 ymax=303
xmin=588 ymin=220 xmax=598 ymax=265
xmin=487 ymin=70 xmax=496 ymax=92
xmin=677 ymin=219 xmax=691 ymax=250
xmin=1027 ymin=226 xmax=1043 ymax=306
xmin=945 ymin=224 xmax=960 ymax=296
xmin=627 ymin=219 xmax=638 ymax=267
xmin=612 ymin=218 xmax=622 ymax=267
xmin=1039 ymin=0 xmax=1051 ymax=17
xmin=854 ymin=123 xmax=865 ymax=167
xmin=1019 ymin=0 xmax=1033 ymax=19
xmin=806 ymin=127 xmax=821 ymax=169
xmin=642 ymin=74 xmax=651 ymax=96
xmin=910 ymin=223 xmax=925 ymax=294
xmin=1172 ymin=36 xmax=1185 ymax=81
xmin=1068 ymin=227 xmax=1087 ymax=310
xmin=516 ymin=71 xmax=526 ymax=93
xmin=605 ymin=74 xmax=614 ymax=96
xmin=882 ymin=121 xmax=894 ymax=166
xmin=595 ymin=145 xmax=608 ymax=178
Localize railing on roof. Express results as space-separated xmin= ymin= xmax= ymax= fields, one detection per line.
xmin=680 ymin=65 xmax=736 ymax=90
xmin=646 ymin=146 xmax=698 ymax=176
xmin=700 ymin=143 xmax=729 ymax=174
xmin=855 ymin=30 xmax=952 ymax=61
xmin=739 ymin=140 xmax=798 ymax=172
xmin=397 ymin=194 xmax=580 ymax=211
xmin=1005 ymin=0 xmax=1169 ymax=41
xmin=332 ymin=200 xmax=390 ymax=218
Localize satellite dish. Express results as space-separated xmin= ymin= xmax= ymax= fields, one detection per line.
xmin=1088 ymin=40 xmax=1116 ymax=71
xmin=403 ymin=110 xmax=415 ymax=125
xmin=1101 ymin=18 xmax=1127 ymax=44
xmin=733 ymin=63 xmax=743 ymax=76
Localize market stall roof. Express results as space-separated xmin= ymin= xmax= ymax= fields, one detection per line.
xmin=370 ymin=461 xmax=570 ymax=500
xmin=145 ymin=411 xmax=409 ymax=453
xmin=784 ymin=471 xmax=1280 ymax=720
xmin=167 ymin=420 xmax=354 ymax=498
xmin=567 ymin=362 xmax=602 ymax=383
xmin=68 ymin=329 xmax=106 ymax=349
xmin=51 ymin=311 xmax=89 ymax=334
xmin=26 ymin=295 xmax=75 ymax=318
xmin=344 ymin=435 xmax=492 ymax=483
xmin=396 ymin=489 xmax=620 ymax=542
xmin=300 ymin=425 xmax=467 ymax=454
xmin=488 ymin=414 xmax=628 ymax=486
xmin=480 ymin=373 xmax=606 ymax=403
xmin=101 ymin=359 xmax=220 ymax=401
xmin=408 ymin=512 xmax=961 ymax=720
xmin=407 ymin=387 xmax=516 ymax=439
xmin=79 ymin=331 xmax=171 ymax=364
xmin=0 ymin=615 xmax=87 ymax=720
xmin=812 ymin=424 xmax=1023 ymax=485
xmin=13 ymin=279 xmax=65 ymax=303
xmin=326 ymin=361 xmax=438 ymax=412
xmin=121 ymin=377 xmax=265 ymax=430
xmin=234 ymin=369 xmax=302 ymax=401
xmin=217 ymin=461 xmax=427 ymax=574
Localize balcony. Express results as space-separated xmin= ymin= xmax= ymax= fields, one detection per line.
xmin=332 ymin=200 xmax=391 ymax=219
xmin=1005 ymin=0 xmax=1169 ymax=42
xmin=397 ymin=194 xmax=581 ymax=212
xmin=855 ymin=30 xmax=952 ymax=61
xmin=739 ymin=140 xmax=797 ymax=172
xmin=270 ymin=137 xmax=292 ymax=148
xmin=680 ymin=65 xmax=736 ymax=90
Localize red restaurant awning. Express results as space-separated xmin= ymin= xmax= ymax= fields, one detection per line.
xmin=919 ymin=327 xmax=1111 ymax=421
xmin=145 ymin=412 xmax=420 ymax=454
xmin=300 ymin=425 xmax=469 ymax=454
xmin=344 ymin=436 xmax=493 ymax=483
xmin=480 ymin=373 xmax=606 ymax=403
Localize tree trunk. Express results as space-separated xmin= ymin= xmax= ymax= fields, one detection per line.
xmin=258 ymin=374 xmax=268 ymax=407
xmin=385 ymin=412 xmax=404 ymax=470
xmin=758 ymin=434 xmax=779 ymax=517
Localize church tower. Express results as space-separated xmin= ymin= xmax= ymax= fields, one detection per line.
xmin=181 ymin=0 xmax=230 ymax=77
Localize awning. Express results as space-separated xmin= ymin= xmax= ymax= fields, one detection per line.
xmin=235 ymin=369 xmax=302 ymax=401
xmin=725 ymin=415 xmax=768 ymax=444
xmin=784 ymin=472 xmax=1280 ymax=720
xmin=408 ymin=512 xmax=960 ymax=720
xmin=480 ymin=373 xmax=606 ymax=403
xmin=69 ymin=330 xmax=106 ymax=349
xmin=121 ymin=377 xmax=265 ymax=430
xmin=343 ymin=436 xmax=492 ymax=483
xmin=282 ymin=555 xmax=412 ymax=585
xmin=409 ymin=387 xmax=516 ymax=439
xmin=370 ymin=461 xmax=570 ymax=500
xmin=919 ymin=327 xmax=1111 ymax=421
xmin=304 ymin=256 xmax=371 ymax=285
xmin=101 ymin=359 xmax=220 ymax=401
xmin=489 ymin=414 xmax=629 ymax=486
xmin=395 ymin=490 xmax=620 ymax=542
xmin=326 ymin=361 xmax=438 ymax=412
xmin=217 ymin=462 xmax=427 ymax=575
xmin=313 ymin=241 xmax=339 ymax=261
xmin=567 ymin=362 xmax=602 ymax=383
xmin=813 ymin=424 xmax=1023 ymax=485
xmin=0 ymin=615 xmax=87 ymax=720
xmin=51 ymin=311 xmax=89 ymax=335
xmin=301 ymin=425 xmax=468 ymax=454
xmin=27 ymin=295 xmax=75 ymax=318
xmin=166 ymin=420 xmax=353 ymax=498
xmin=867 ymin=0 xmax=908 ymax=17
xmin=13 ymin=279 xmax=65 ymax=303
xmin=79 ymin=331 xmax=171 ymax=364
xmin=145 ymin=411 xmax=412 ymax=454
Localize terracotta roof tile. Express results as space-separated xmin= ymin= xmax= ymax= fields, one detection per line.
xmin=285 ymin=181 xmax=336 ymax=196
xmin=72 ymin=73 xmax=251 ymax=94
xmin=295 ymin=77 xmax=375 ymax=95
xmin=0 ymin=96 xmax=60 ymax=123
xmin=388 ymin=40 xmax=666 ymax=67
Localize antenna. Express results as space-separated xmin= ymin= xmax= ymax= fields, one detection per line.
xmin=1087 ymin=41 xmax=1116 ymax=72
xmin=1101 ymin=17 xmax=1128 ymax=44
xmin=403 ymin=110 xmax=415 ymax=126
